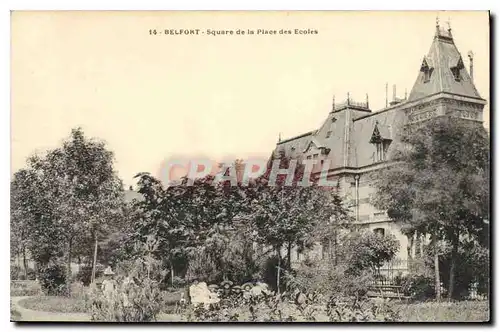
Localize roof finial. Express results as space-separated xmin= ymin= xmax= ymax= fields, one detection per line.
xmin=332 ymin=94 xmax=336 ymax=111
xmin=278 ymin=132 xmax=282 ymax=143
xmin=404 ymin=88 xmax=408 ymax=100
xmin=447 ymin=17 xmax=451 ymax=31
xmin=347 ymin=92 xmax=350 ymax=105
xmin=436 ymin=15 xmax=439 ymax=27
xmin=366 ymin=93 xmax=369 ymax=108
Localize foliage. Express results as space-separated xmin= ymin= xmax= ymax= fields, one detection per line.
xmin=88 ymin=277 xmax=165 ymax=322
xmin=372 ymin=117 xmax=490 ymax=299
xmin=38 ymin=264 xmax=68 ymax=296
xmin=75 ymin=265 xmax=104 ymax=286
xmin=400 ymin=274 xmax=435 ymax=301
xmin=285 ymin=259 xmax=373 ymax=300
xmin=181 ymin=286 xmax=400 ymax=322
xmin=88 ymin=240 xmax=169 ymax=322
xmin=11 ymin=128 xmax=126 ymax=294
xmin=428 ymin=238 xmax=489 ymax=299
xmin=337 ymin=230 xmax=399 ymax=276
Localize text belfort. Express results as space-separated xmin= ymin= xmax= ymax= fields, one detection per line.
xmin=162 ymin=29 xmax=318 ymax=36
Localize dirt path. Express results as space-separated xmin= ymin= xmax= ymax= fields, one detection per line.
xmin=11 ymin=296 xmax=183 ymax=322
xmin=11 ymin=296 xmax=91 ymax=322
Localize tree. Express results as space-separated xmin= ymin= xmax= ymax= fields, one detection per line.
xmin=248 ymin=152 xmax=350 ymax=291
xmin=372 ymin=117 xmax=490 ymax=300
xmin=12 ymin=128 xmax=125 ymax=293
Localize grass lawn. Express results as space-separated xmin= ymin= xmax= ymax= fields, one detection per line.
xmin=398 ymin=300 xmax=490 ymax=322
xmin=18 ymin=296 xmax=87 ymax=314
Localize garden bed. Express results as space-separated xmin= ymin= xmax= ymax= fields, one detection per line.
xmin=397 ymin=300 xmax=490 ymax=322
xmin=11 ymin=280 xmax=42 ymax=297
xmin=18 ymin=296 xmax=87 ymax=314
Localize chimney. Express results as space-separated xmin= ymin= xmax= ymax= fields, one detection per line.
xmin=385 ymin=83 xmax=388 ymax=107
xmin=468 ymin=51 xmax=474 ymax=82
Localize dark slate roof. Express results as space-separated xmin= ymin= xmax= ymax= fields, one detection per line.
xmin=408 ymin=26 xmax=482 ymax=101
xmin=350 ymin=108 xmax=406 ymax=168
xmin=275 ymin=131 xmax=314 ymax=159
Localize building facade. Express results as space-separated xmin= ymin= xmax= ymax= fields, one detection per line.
xmin=274 ymin=23 xmax=487 ymax=272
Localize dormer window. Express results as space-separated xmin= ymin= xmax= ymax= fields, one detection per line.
xmin=326 ymin=131 xmax=332 ymax=138
xmin=423 ymin=67 xmax=431 ymax=82
xmin=451 ymin=66 xmax=461 ymax=81
xmin=420 ymin=57 xmax=433 ymax=83
xmin=450 ymin=57 xmax=464 ymax=82
xmin=370 ymin=122 xmax=392 ymax=163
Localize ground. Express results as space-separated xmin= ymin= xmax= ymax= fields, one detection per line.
xmin=11 ymin=295 xmax=489 ymax=323
xmin=10 ymin=296 xmax=183 ymax=322
xmin=11 ymin=296 xmax=90 ymax=322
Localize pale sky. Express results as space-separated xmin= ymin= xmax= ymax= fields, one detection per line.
xmin=11 ymin=11 xmax=490 ymax=187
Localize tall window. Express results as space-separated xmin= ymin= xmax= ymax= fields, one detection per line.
xmin=375 ymin=140 xmax=391 ymax=162
xmin=326 ymin=130 xmax=332 ymax=138
xmin=374 ymin=228 xmax=385 ymax=237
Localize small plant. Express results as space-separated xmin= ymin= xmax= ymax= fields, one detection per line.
xmin=38 ymin=264 xmax=67 ymax=296
xmin=400 ymin=274 xmax=435 ymax=301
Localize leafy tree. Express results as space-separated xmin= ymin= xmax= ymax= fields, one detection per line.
xmin=11 ymin=128 xmax=125 ymax=292
xmin=249 ymin=152 xmax=350 ymax=291
xmin=337 ymin=230 xmax=399 ymax=276
xmin=372 ymin=117 xmax=489 ymax=300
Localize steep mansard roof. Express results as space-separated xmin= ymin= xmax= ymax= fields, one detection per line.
xmin=408 ymin=25 xmax=482 ymax=101
xmin=276 ymin=23 xmax=484 ymax=170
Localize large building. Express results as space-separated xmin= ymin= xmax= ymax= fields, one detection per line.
xmin=274 ymin=22 xmax=487 ymax=273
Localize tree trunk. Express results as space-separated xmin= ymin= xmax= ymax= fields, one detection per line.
xmin=447 ymin=234 xmax=459 ymax=301
xmin=91 ymin=233 xmax=98 ymax=284
xmin=171 ymin=264 xmax=175 ymax=288
xmin=276 ymin=246 xmax=281 ymax=293
xmin=22 ymin=247 xmax=28 ymax=280
xmin=287 ymin=242 xmax=292 ymax=269
xmin=66 ymin=237 xmax=73 ymax=296
xmin=432 ymin=233 xmax=441 ymax=301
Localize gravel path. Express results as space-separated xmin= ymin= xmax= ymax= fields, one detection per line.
xmin=11 ymin=296 xmax=183 ymax=322
xmin=11 ymin=296 xmax=90 ymax=322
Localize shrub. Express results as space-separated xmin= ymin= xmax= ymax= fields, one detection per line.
xmin=181 ymin=287 xmax=401 ymax=322
xmin=287 ymin=259 xmax=373 ymax=300
xmin=88 ymin=256 xmax=168 ymax=322
xmin=38 ymin=264 xmax=67 ymax=296
xmin=171 ymin=276 xmax=186 ymax=289
xmin=400 ymin=274 xmax=435 ymax=301
xmin=338 ymin=230 xmax=399 ymax=276
xmin=11 ymin=265 xmax=22 ymax=280
xmin=75 ymin=265 xmax=104 ymax=286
